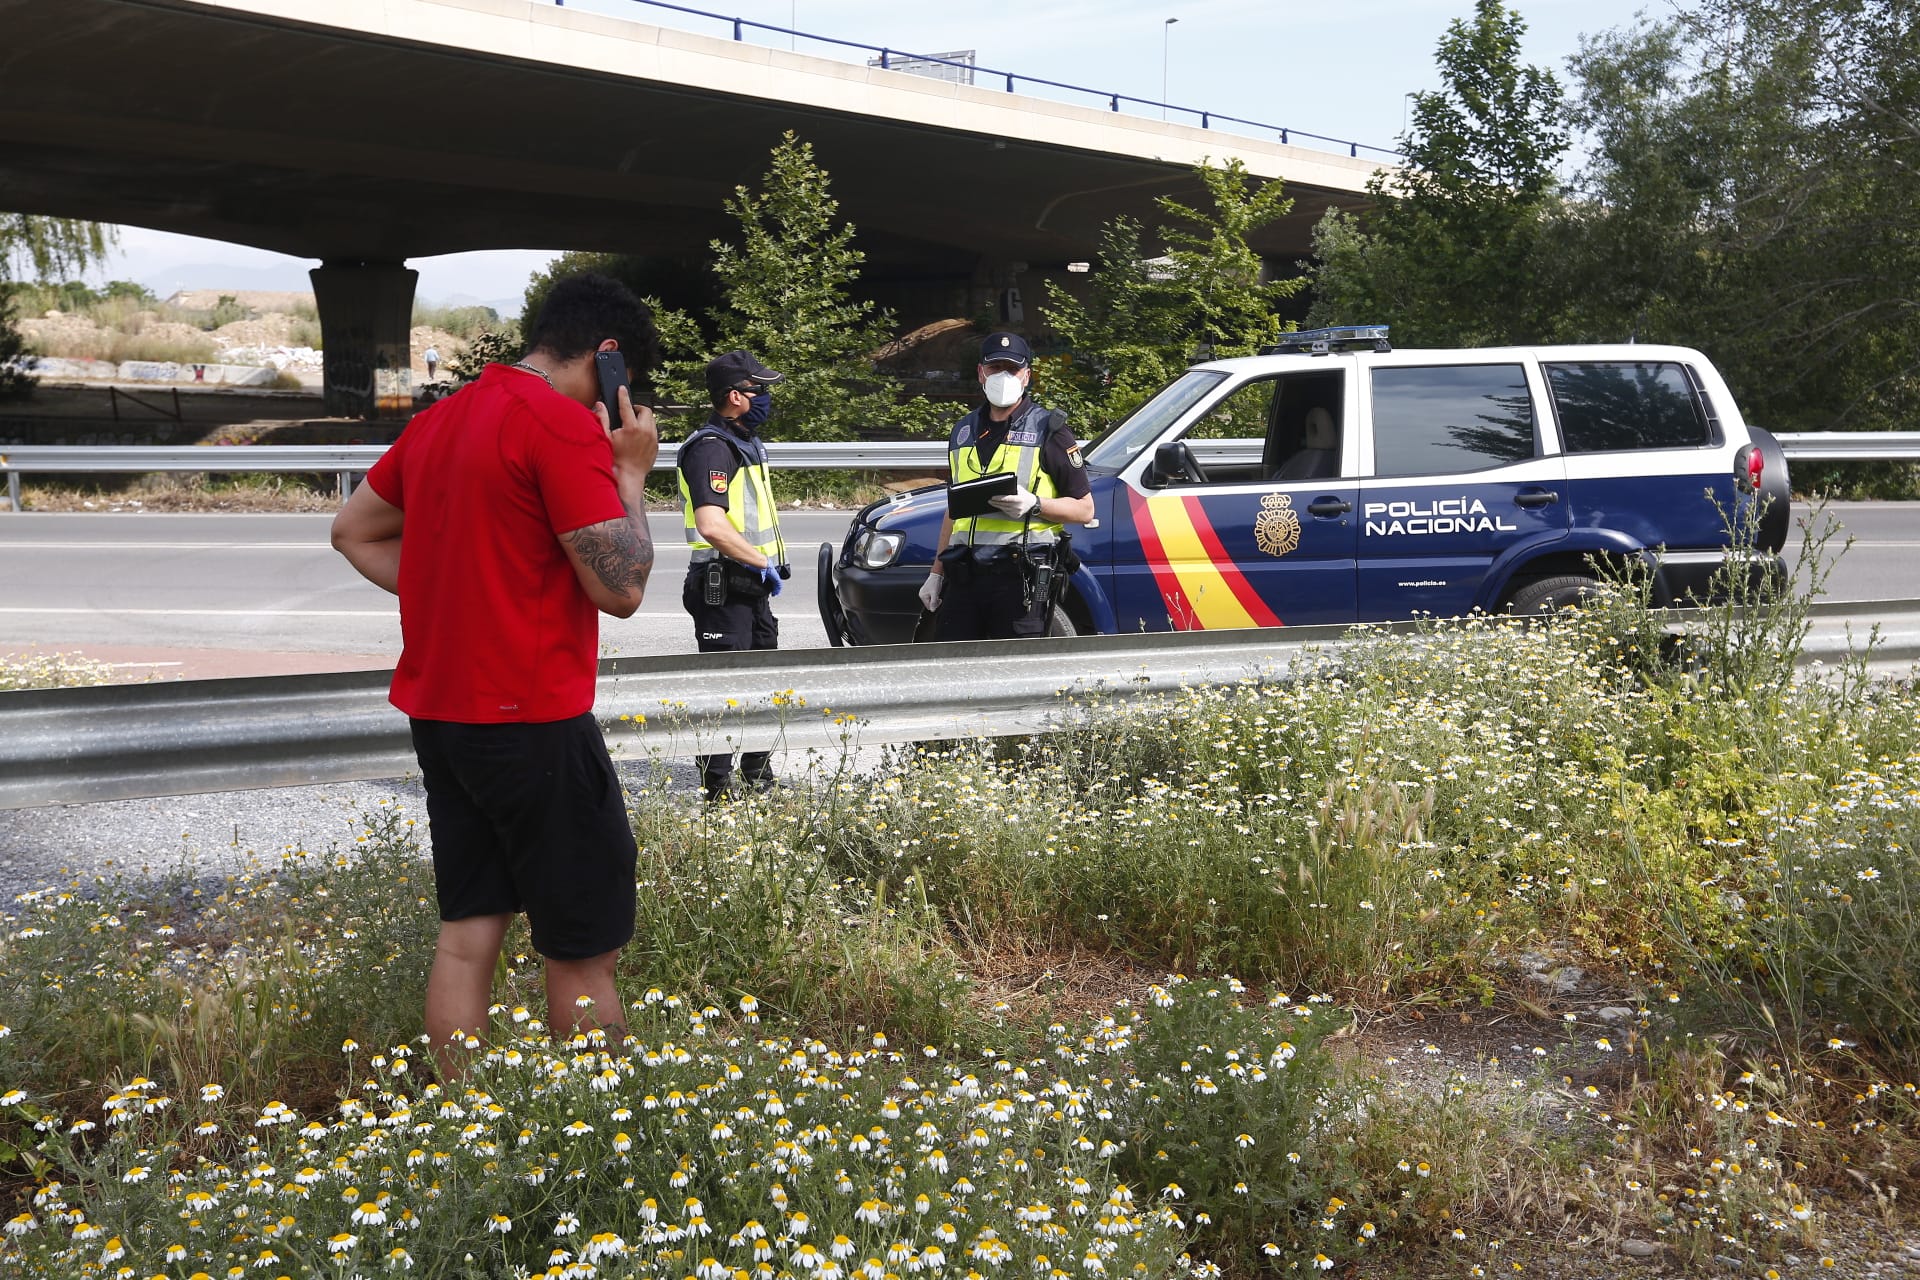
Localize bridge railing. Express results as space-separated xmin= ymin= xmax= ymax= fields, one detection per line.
xmin=564 ymin=0 xmax=1402 ymax=161
xmin=3 ymin=434 xmax=1916 ymax=511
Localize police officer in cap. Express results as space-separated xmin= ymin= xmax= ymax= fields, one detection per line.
xmin=679 ymin=349 xmax=788 ymax=799
xmin=918 ymin=332 xmax=1093 ymax=639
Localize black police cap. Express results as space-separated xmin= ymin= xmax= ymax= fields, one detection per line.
xmin=704 ymin=349 xmax=785 ymax=395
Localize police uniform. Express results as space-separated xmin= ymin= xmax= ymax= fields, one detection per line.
xmin=934 ymin=339 xmax=1091 ymax=641
xmin=679 ymin=350 xmax=785 ymax=798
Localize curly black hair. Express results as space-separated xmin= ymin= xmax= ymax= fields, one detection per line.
xmin=522 ymin=272 xmax=660 ymax=374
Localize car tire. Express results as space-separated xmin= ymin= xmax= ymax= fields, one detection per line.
xmin=1504 ymin=574 xmax=1600 ymax=616
xmin=1045 ymin=603 xmax=1078 ymax=637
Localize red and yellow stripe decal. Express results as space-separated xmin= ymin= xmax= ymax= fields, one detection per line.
xmin=1128 ymin=489 xmax=1283 ymax=630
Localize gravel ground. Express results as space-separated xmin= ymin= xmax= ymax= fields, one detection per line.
xmin=0 ymin=757 xmax=700 ymax=902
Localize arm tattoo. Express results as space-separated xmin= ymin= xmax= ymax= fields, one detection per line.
xmin=567 ymin=504 xmax=655 ymax=596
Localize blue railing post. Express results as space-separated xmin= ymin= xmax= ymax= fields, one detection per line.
xmin=1350 ymin=143 xmax=1357 ymax=156
xmin=1005 ymin=72 xmax=1014 ymax=92
xmin=880 ymin=48 xmax=889 ymax=69
xmin=732 ymin=17 xmax=741 ymax=39
xmin=1109 ymin=95 xmax=1119 ymax=111
xmin=1280 ymin=129 xmax=1288 ymax=144
xmin=1201 ymin=112 xmax=1209 ymax=129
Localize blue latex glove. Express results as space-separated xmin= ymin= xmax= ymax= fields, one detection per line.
xmin=758 ymin=563 xmax=784 ymax=597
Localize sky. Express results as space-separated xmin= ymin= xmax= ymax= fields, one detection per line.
xmin=81 ymin=0 xmax=1665 ymax=310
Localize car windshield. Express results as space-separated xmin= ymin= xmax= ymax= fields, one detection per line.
xmin=1082 ymin=370 xmax=1229 ymax=470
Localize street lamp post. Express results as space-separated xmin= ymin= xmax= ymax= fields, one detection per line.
xmin=1162 ymin=17 xmax=1178 ymax=120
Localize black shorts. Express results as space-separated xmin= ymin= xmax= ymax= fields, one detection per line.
xmin=409 ymin=713 xmax=638 ymax=961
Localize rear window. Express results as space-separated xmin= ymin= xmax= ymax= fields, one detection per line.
xmin=1369 ymin=364 xmax=1536 ymax=476
xmin=1545 ymin=361 xmax=1711 ymax=452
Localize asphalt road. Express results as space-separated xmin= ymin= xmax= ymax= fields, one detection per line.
xmin=0 ymin=509 xmax=856 ymax=669
xmin=0 ymin=504 xmax=1916 ymax=675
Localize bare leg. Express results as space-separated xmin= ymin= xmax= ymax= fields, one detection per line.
xmin=544 ymin=949 xmax=627 ymax=1046
xmin=425 ymin=914 xmax=512 ymax=1080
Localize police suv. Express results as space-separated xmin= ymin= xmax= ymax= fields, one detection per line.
xmin=816 ymin=326 xmax=1791 ymax=644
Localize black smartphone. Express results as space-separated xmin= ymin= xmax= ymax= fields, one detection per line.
xmin=594 ymin=349 xmax=629 ymax=422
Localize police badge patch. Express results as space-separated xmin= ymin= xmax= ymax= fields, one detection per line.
xmin=1254 ymin=492 xmax=1302 ymax=557
xmin=709 ymin=470 xmax=728 ymax=494
xmin=1066 ymin=445 xmax=1084 ymax=468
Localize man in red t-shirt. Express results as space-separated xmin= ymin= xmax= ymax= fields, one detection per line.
xmin=331 ymin=273 xmax=659 ymax=1076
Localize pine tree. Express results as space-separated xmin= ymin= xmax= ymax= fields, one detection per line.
xmin=703 ymin=132 xmax=940 ymax=441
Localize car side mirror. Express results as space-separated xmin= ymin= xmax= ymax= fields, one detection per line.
xmin=1149 ymin=441 xmax=1197 ymax=487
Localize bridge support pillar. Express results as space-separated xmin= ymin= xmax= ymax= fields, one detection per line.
xmin=311 ymin=262 xmax=418 ymax=419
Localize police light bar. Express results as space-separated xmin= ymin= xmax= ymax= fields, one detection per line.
xmin=1259 ymin=325 xmax=1392 ymax=356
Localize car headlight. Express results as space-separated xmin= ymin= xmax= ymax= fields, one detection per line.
xmin=854 ymin=530 xmax=906 ymax=569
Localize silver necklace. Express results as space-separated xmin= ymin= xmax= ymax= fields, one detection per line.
xmin=510 ymin=360 xmax=554 ymax=389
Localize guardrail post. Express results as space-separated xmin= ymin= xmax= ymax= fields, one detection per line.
xmin=1201 ymin=112 xmax=1210 ymax=128
xmin=732 ymin=18 xmax=742 ymax=39
xmin=1005 ymin=72 xmax=1014 ymax=92
xmin=5 ymin=469 xmax=18 ymax=514
xmin=1279 ymin=129 xmax=1288 ymax=144
xmin=879 ymin=48 xmax=889 ymax=69
xmin=1109 ymin=95 xmax=1120 ymax=111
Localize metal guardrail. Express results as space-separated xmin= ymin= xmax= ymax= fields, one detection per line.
xmin=0 ymin=442 xmax=955 ymax=510
xmin=1771 ymin=432 xmax=1920 ymax=461
xmin=3 ymin=599 xmax=1917 ymax=810
xmin=4 ymin=433 xmax=1915 ymax=508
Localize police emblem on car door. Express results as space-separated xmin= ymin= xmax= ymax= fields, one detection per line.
xmin=1113 ymin=369 xmax=1359 ymax=629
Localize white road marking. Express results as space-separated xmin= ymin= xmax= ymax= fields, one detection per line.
xmin=0 ymin=542 xmax=696 ymax=552
xmin=0 ymin=608 xmax=398 ymax=617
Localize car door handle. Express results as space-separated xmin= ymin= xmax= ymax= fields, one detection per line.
xmin=1307 ymin=497 xmax=1352 ymax=517
xmin=1514 ymin=489 xmax=1559 ymax=509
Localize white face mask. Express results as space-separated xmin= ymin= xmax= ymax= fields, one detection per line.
xmin=983 ymin=370 xmax=1025 ymax=409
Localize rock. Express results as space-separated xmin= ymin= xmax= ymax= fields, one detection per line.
xmin=1597 ymin=1006 xmax=1637 ymax=1022
xmin=1620 ymin=1239 xmax=1660 ymax=1259
xmin=1526 ymin=965 xmax=1584 ymax=994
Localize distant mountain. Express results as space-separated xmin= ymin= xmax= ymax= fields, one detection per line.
xmin=426 ymin=291 xmax=525 ymax=318
xmin=132 ymin=259 xmax=320 ymax=296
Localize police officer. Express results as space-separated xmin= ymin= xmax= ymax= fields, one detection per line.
xmin=918 ymin=332 xmax=1094 ymax=639
xmin=679 ymin=349 xmax=787 ymax=799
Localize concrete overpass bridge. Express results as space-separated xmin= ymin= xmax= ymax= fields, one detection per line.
xmin=0 ymin=0 xmax=1386 ymax=415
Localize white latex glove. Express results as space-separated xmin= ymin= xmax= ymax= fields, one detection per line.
xmin=988 ymin=487 xmax=1041 ymax=519
xmin=918 ymin=572 xmax=945 ymax=612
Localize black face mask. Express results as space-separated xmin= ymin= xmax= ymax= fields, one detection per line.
xmin=740 ymin=391 xmax=772 ymax=431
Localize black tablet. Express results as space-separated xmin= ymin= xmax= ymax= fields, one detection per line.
xmin=947 ymin=471 xmax=1017 ymax=518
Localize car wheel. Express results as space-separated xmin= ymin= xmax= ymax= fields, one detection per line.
xmin=1045 ymin=603 xmax=1078 ymax=637
xmin=1504 ymin=574 xmax=1600 ymax=616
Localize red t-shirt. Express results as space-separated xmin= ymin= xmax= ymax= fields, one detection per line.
xmin=366 ymin=364 xmax=625 ymax=723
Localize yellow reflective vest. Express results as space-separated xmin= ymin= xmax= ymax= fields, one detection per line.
xmin=948 ymin=400 xmax=1063 ymax=545
xmin=678 ymin=421 xmax=780 ymax=564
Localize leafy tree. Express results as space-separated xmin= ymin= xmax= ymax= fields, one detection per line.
xmin=1157 ymin=159 xmax=1303 ymax=357
xmin=1039 ymin=215 xmax=1186 ymax=427
xmin=700 ymin=131 xmax=940 ymax=441
xmin=0 ymin=215 xmax=113 ymax=398
xmin=1562 ymin=0 xmax=1920 ymax=434
xmin=443 ymin=327 xmax=521 ymax=385
xmin=1307 ymin=0 xmax=1569 ymax=346
xmin=1043 ymin=159 xmax=1301 ymax=428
